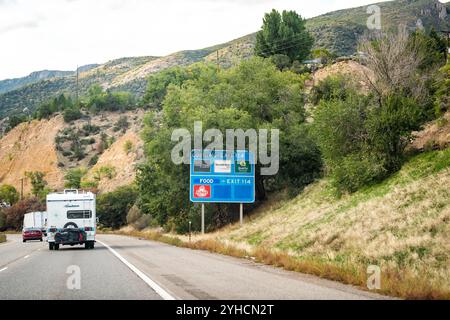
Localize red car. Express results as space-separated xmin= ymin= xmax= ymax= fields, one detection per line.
xmin=23 ymin=228 xmax=43 ymax=242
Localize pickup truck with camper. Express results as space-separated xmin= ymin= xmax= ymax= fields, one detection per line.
xmin=46 ymin=190 xmax=97 ymax=251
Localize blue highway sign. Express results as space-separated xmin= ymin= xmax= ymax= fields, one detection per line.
xmin=190 ymin=150 xmax=256 ymax=204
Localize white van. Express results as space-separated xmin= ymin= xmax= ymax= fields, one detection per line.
xmin=46 ymin=190 xmax=97 ymax=251
xmin=23 ymin=212 xmax=48 ymax=234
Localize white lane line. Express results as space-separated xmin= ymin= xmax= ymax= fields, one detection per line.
xmin=97 ymin=240 xmax=177 ymax=300
xmin=0 ymin=267 xmax=8 ymax=272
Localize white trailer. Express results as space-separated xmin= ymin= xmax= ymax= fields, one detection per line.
xmin=46 ymin=190 xmax=97 ymax=251
xmin=23 ymin=212 xmax=48 ymax=232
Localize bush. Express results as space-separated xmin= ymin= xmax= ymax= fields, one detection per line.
xmin=114 ymin=116 xmax=129 ymax=132
xmin=6 ymin=115 xmax=27 ymax=133
xmin=331 ymin=153 xmax=386 ymax=194
xmin=0 ymin=234 xmax=6 ymax=243
xmin=87 ymin=85 xmax=136 ymax=113
xmin=88 ymin=155 xmax=99 ymax=166
xmin=0 ymin=185 xmax=20 ymax=205
xmin=310 ymin=75 xmax=354 ymax=105
xmin=4 ymin=198 xmax=45 ymax=231
xmin=124 ymin=140 xmax=133 ymax=154
xmin=81 ymin=138 xmax=96 ymax=145
xmin=63 ymin=108 xmax=83 ymax=123
xmin=97 ymin=186 xmax=138 ymax=229
xmin=82 ymin=124 xmax=100 ymax=135
xmin=270 ymin=54 xmax=292 ymax=71
xmin=313 ymin=92 xmax=424 ymax=194
xmin=0 ymin=210 xmax=7 ymax=231
xmin=64 ymin=168 xmax=87 ymax=189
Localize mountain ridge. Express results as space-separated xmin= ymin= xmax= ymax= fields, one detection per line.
xmin=0 ymin=0 xmax=448 ymax=119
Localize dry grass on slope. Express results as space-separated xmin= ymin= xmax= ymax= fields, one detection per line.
xmin=205 ymin=148 xmax=450 ymax=299
xmin=120 ymin=148 xmax=450 ymax=299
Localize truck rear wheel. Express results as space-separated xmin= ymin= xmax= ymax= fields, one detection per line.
xmin=54 ymin=244 xmax=60 ymax=251
xmin=49 ymin=243 xmax=54 ymax=250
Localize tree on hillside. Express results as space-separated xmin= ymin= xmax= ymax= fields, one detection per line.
xmin=97 ymin=186 xmax=138 ymax=229
xmin=138 ymin=58 xmax=322 ymax=232
xmin=359 ymin=27 xmax=434 ymax=110
xmin=142 ymin=64 xmax=212 ymax=109
xmin=64 ymin=168 xmax=87 ymax=189
xmin=25 ymin=171 xmax=49 ymax=199
xmin=6 ymin=115 xmax=28 ymax=133
xmin=86 ymin=85 xmax=135 ymax=113
xmin=312 ymin=48 xmax=336 ymax=65
xmin=0 ymin=185 xmax=19 ymax=205
xmin=255 ymin=9 xmax=313 ymax=63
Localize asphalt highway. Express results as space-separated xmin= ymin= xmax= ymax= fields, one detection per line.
xmin=0 ymin=234 xmax=388 ymax=300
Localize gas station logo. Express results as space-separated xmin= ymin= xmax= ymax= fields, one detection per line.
xmin=194 ymin=185 xmax=211 ymax=199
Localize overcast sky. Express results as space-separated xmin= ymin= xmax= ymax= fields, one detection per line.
xmin=0 ymin=0 xmax=394 ymax=80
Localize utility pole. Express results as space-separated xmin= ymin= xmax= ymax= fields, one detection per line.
xmin=76 ymin=65 xmax=79 ymax=104
xmin=240 ymin=203 xmax=244 ymax=227
xmin=20 ymin=178 xmax=24 ymax=200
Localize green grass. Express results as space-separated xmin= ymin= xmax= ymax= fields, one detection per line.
xmin=0 ymin=234 xmax=6 ymax=243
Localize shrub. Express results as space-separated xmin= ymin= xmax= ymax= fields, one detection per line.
xmin=63 ymin=108 xmax=82 ymax=123
xmin=93 ymin=166 xmax=116 ymax=181
xmin=331 ymin=153 xmax=386 ymax=194
xmin=4 ymin=198 xmax=45 ymax=231
xmin=97 ymin=186 xmax=138 ymax=229
xmin=64 ymin=168 xmax=87 ymax=189
xmin=124 ymin=140 xmax=133 ymax=154
xmin=24 ymin=172 xmax=48 ymax=199
xmin=313 ymin=92 xmax=424 ymax=194
xmin=0 ymin=185 xmax=20 ymax=205
xmin=81 ymin=138 xmax=96 ymax=145
xmin=88 ymin=155 xmax=99 ymax=166
xmin=114 ymin=116 xmax=129 ymax=132
xmin=0 ymin=210 xmax=7 ymax=231
xmin=82 ymin=124 xmax=100 ymax=135
xmin=310 ymin=75 xmax=354 ymax=105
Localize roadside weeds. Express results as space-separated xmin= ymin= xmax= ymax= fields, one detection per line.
xmin=102 ymin=229 xmax=450 ymax=300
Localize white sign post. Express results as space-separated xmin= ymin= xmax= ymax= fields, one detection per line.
xmin=201 ymin=203 xmax=205 ymax=235
xmin=240 ymin=203 xmax=244 ymax=226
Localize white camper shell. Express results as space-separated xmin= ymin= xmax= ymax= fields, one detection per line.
xmin=46 ymin=190 xmax=96 ymax=250
xmin=23 ymin=212 xmax=48 ymax=233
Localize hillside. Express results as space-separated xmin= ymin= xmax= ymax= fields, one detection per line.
xmin=0 ymin=110 xmax=145 ymax=195
xmin=0 ymin=70 xmax=74 ymax=95
xmin=307 ymin=0 xmax=449 ymax=56
xmin=0 ymin=0 xmax=447 ymax=120
xmin=178 ymin=143 xmax=450 ymax=298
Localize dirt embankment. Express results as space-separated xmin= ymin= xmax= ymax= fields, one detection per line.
xmin=0 ymin=110 xmax=146 ymax=195
xmin=312 ymin=60 xmax=374 ymax=91
xmin=86 ymin=128 xmax=145 ymax=193
xmin=0 ymin=116 xmax=65 ymax=195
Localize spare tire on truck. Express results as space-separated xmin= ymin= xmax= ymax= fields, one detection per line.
xmin=64 ymin=222 xmax=78 ymax=229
